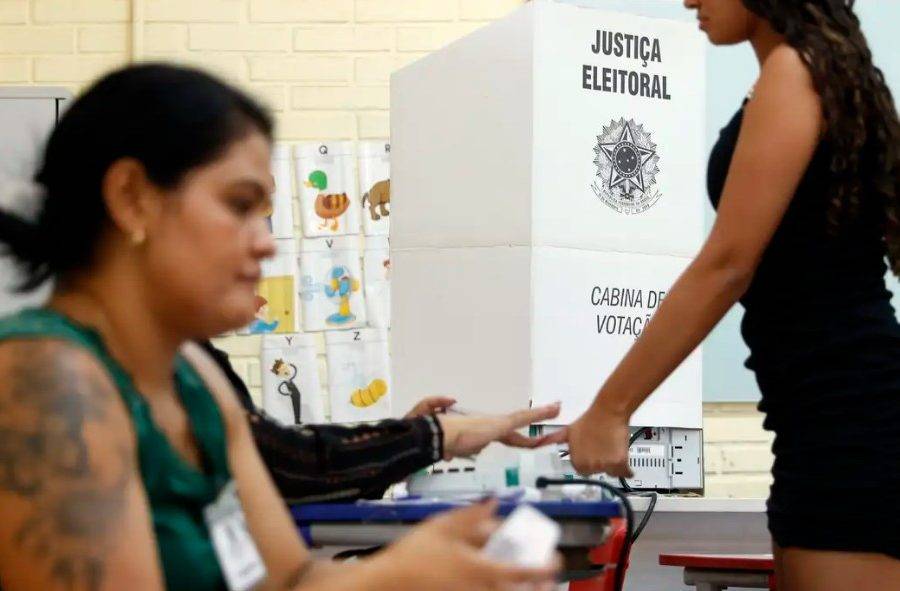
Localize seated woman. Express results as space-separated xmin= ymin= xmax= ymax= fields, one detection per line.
xmin=201 ymin=339 xmax=559 ymax=504
xmin=0 ymin=64 xmax=563 ymax=591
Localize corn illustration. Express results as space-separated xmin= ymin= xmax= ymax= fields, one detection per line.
xmin=350 ymin=379 xmax=388 ymax=408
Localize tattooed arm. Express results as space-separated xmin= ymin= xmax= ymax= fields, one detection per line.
xmin=0 ymin=339 xmax=165 ymax=591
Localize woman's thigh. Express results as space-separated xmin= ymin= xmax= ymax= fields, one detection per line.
xmin=774 ymin=543 xmax=900 ymax=591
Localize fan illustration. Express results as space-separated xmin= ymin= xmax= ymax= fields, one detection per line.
xmin=324 ymin=265 xmax=360 ymax=325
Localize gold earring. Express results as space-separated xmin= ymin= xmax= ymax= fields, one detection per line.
xmin=131 ymin=229 xmax=146 ymax=245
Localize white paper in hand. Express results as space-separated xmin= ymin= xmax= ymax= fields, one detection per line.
xmin=482 ymin=504 xmax=560 ymax=568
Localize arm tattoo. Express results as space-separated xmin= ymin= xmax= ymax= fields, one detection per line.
xmin=0 ymin=342 xmax=132 ymax=591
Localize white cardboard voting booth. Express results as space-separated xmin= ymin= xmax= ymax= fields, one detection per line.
xmin=391 ymin=1 xmax=705 ymax=428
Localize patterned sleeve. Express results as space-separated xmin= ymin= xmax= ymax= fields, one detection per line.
xmin=199 ymin=340 xmax=443 ymax=503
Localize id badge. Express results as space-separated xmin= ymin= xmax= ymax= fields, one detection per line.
xmin=204 ymin=480 xmax=267 ymax=591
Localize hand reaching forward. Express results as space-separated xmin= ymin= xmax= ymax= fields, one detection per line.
xmin=437 ymin=402 xmax=569 ymax=460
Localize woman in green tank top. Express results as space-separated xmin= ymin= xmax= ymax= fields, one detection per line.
xmin=0 ymin=64 xmax=564 ymax=591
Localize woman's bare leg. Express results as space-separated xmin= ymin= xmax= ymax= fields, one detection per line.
xmin=774 ymin=543 xmax=900 ymax=591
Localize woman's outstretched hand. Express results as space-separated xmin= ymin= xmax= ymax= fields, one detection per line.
xmin=566 ymin=404 xmax=633 ymax=478
xmin=404 ymin=396 xmax=457 ymax=419
xmin=437 ymin=402 xmax=569 ymax=460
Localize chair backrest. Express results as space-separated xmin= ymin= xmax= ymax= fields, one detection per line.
xmin=659 ymin=553 xmax=775 ymax=571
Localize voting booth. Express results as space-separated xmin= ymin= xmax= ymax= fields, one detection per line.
xmin=391 ymin=1 xmax=706 ymax=431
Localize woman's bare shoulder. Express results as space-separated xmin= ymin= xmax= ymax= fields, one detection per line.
xmin=0 ymin=337 xmax=123 ymax=414
xmin=755 ymin=44 xmax=818 ymax=103
xmin=180 ymin=341 xmax=248 ymax=431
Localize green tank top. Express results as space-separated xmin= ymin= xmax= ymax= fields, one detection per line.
xmin=0 ymin=308 xmax=229 ymax=591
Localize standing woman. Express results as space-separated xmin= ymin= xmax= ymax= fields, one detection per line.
xmin=566 ymin=1 xmax=900 ymax=588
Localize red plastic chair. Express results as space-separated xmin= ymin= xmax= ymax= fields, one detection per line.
xmin=568 ymin=517 xmax=629 ymax=591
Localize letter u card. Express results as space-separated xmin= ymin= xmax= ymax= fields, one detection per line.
xmin=325 ymin=328 xmax=391 ymax=423
xmin=261 ymin=334 xmax=325 ymax=425
xmin=358 ymin=141 xmax=391 ymax=236
xmin=244 ymin=238 xmax=299 ymax=335
xmin=268 ymin=143 xmax=295 ymax=239
xmin=294 ymin=142 xmax=361 ymax=238
xmin=299 ymin=236 xmax=367 ymax=332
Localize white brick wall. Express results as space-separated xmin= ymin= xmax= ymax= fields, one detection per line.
xmin=2 ymin=2 xmax=130 ymax=84
xmin=189 ymin=25 xmax=291 ymax=52
xmin=0 ymin=57 xmax=29 ymax=81
xmin=396 ymin=23 xmax=483 ymax=51
xmin=0 ymin=25 xmax=74 ymax=53
xmin=249 ymin=0 xmax=354 ymax=24
xmin=460 ymin=0 xmax=523 ymax=20
xmin=34 ymin=53 xmax=124 ymax=82
xmin=1 ymin=0 xmax=507 ymax=140
xmin=355 ymin=0 xmax=458 ymax=23
xmin=0 ymin=0 xmax=776 ymax=498
xmin=77 ymin=24 xmax=128 ymax=52
xmin=144 ymin=0 xmax=244 ymax=24
xmin=292 ymin=26 xmax=394 ymax=52
xmin=0 ymin=2 xmax=29 ymax=24
xmin=143 ymin=23 xmax=188 ymax=52
xmin=33 ymin=0 xmax=129 ymax=23
xmin=704 ymin=404 xmax=774 ymax=498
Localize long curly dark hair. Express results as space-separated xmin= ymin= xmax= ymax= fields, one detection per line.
xmin=742 ymin=0 xmax=900 ymax=273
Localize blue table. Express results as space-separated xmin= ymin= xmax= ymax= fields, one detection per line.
xmin=292 ymin=498 xmax=623 ymax=581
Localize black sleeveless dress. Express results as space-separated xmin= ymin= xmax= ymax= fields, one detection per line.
xmin=708 ymin=101 xmax=900 ymax=558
